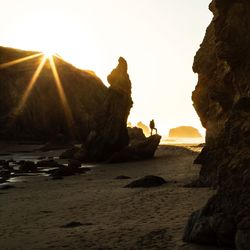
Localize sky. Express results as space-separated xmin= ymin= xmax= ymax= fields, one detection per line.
xmin=0 ymin=0 xmax=212 ymax=136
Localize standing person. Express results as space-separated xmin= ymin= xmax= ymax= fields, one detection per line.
xmin=149 ymin=119 xmax=157 ymax=135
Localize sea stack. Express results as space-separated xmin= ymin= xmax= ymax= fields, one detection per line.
xmin=84 ymin=57 xmax=133 ymax=161
xmin=168 ymin=126 xmax=202 ymax=138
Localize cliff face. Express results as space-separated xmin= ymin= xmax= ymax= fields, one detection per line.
xmin=192 ymin=0 xmax=250 ymax=186
xmin=0 ymin=47 xmax=133 ymax=161
xmin=184 ymin=0 xmax=250 ymax=248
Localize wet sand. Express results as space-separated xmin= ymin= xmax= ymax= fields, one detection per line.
xmin=0 ymin=144 xmax=232 ymax=250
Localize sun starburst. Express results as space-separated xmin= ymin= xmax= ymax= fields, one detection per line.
xmin=13 ymin=56 xmax=47 ymax=115
xmin=0 ymin=51 xmax=74 ymax=136
xmin=48 ymin=56 xmax=74 ymax=134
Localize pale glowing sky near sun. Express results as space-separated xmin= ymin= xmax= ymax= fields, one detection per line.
xmin=0 ymin=0 xmax=212 ymax=136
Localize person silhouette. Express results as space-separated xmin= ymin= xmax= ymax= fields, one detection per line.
xmin=149 ymin=119 xmax=157 ymax=135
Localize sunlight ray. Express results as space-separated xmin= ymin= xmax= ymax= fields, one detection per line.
xmin=0 ymin=53 xmax=43 ymax=69
xmin=14 ymin=56 xmax=47 ymax=115
xmin=49 ymin=56 xmax=74 ymax=134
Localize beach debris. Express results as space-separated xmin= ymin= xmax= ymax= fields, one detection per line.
xmin=124 ymin=175 xmax=167 ymax=188
xmin=61 ymin=222 xmax=84 ymax=228
xmin=115 ymin=175 xmax=131 ymax=180
xmin=61 ymin=221 xmax=93 ymax=228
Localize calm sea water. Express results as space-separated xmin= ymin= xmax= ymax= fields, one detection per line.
xmin=161 ymin=137 xmax=205 ymax=145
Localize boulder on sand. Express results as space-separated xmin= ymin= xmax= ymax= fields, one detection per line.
xmin=124 ymin=175 xmax=167 ymax=188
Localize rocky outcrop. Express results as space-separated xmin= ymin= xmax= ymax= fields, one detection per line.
xmin=184 ymin=1 xmax=250 ymax=248
xmin=84 ymin=57 xmax=133 ymax=161
xmin=168 ymin=126 xmax=202 ymax=138
xmin=127 ymin=126 xmax=146 ymax=142
xmin=0 ymin=47 xmax=133 ymax=162
xmin=108 ymin=134 xmax=161 ymax=163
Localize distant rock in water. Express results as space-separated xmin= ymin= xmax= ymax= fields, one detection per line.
xmin=137 ymin=122 xmax=150 ymax=137
xmin=0 ymin=47 xmax=132 ymax=162
xmin=127 ymin=122 xmax=133 ymax=128
xmin=168 ymin=126 xmax=202 ymax=138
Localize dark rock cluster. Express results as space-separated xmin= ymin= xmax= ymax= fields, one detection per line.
xmin=0 ymin=158 xmax=91 ymax=183
xmin=184 ymin=0 xmax=250 ymax=248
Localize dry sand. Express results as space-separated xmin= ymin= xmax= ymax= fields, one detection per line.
xmin=0 ymin=144 xmax=233 ymax=250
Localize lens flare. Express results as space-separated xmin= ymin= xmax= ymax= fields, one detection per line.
xmin=48 ymin=56 xmax=74 ymax=134
xmin=0 ymin=53 xmax=43 ymax=69
xmin=14 ymin=56 xmax=47 ymax=115
xmin=1 ymin=51 xmax=74 ymax=137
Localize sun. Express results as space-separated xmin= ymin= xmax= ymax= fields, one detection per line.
xmin=43 ymin=50 xmax=55 ymax=59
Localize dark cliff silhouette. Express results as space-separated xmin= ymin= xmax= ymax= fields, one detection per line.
xmin=0 ymin=47 xmax=133 ymax=161
xmin=184 ymin=1 xmax=250 ymax=248
xmin=84 ymin=57 xmax=133 ymax=161
xmin=0 ymin=46 xmax=107 ymax=141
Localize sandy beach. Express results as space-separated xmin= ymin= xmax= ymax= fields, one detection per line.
xmin=0 ymin=144 xmax=232 ymax=250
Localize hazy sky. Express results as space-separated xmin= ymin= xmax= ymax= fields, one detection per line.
xmin=0 ymin=0 xmax=212 ymax=135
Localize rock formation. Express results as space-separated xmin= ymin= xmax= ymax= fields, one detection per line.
xmin=184 ymin=1 xmax=250 ymax=248
xmin=137 ymin=122 xmax=150 ymax=137
xmin=108 ymin=134 xmax=161 ymax=163
xmin=168 ymin=126 xmax=202 ymax=138
xmin=84 ymin=57 xmax=133 ymax=161
xmin=0 ymin=47 xmax=133 ymax=162
xmin=124 ymin=175 xmax=167 ymax=188
xmin=127 ymin=126 xmax=146 ymax=142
